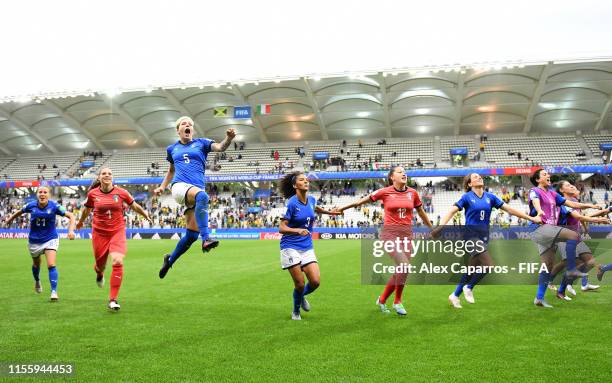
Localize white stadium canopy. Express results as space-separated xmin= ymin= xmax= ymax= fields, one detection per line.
xmin=0 ymin=1 xmax=611 ymax=155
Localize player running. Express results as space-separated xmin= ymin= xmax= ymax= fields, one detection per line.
xmin=337 ymin=166 xmax=433 ymax=316
xmin=3 ymin=186 xmax=75 ymax=301
xmin=76 ymin=167 xmax=152 ymax=311
xmin=432 ymin=173 xmax=542 ymax=308
xmin=278 ymin=171 xmax=341 ymax=321
xmin=156 ymin=116 xmax=235 ymax=279
xmin=546 ymin=180 xmax=610 ymax=301
xmin=527 ymin=169 xmax=601 ymax=308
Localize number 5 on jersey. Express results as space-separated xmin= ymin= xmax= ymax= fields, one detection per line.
xmin=183 ymin=153 xmax=190 ymax=163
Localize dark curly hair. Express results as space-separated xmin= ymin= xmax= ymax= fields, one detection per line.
xmin=279 ymin=171 xmax=304 ymax=199
xmin=529 ymin=168 xmax=545 ymax=186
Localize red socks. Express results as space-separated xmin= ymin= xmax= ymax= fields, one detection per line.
xmin=394 ymin=272 xmax=408 ymax=304
xmin=109 ymin=264 xmax=123 ymax=301
xmin=379 ymin=273 xmax=408 ymax=304
xmin=379 ymin=274 xmax=396 ymax=304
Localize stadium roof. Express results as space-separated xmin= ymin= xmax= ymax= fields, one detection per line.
xmin=1 ymin=60 xmax=612 ymax=156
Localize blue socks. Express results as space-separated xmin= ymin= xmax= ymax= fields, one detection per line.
xmin=32 ymin=265 xmax=40 ymax=281
xmin=601 ymin=263 xmax=612 ymax=272
xmin=48 ymin=266 xmax=58 ymax=292
xmin=169 ymin=229 xmax=199 ymax=265
xmin=558 ymin=275 xmax=569 ymax=294
xmin=194 ymin=191 xmax=210 ymax=241
xmin=536 ymin=271 xmax=550 ymax=300
xmin=453 ymin=273 xmax=471 ymax=297
xmin=565 ymin=239 xmax=578 ymax=271
xmin=467 ymin=273 xmax=486 ymax=290
xmin=292 ymin=289 xmax=304 ymax=314
xmin=303 ymin=283 xmax=318 ymax=296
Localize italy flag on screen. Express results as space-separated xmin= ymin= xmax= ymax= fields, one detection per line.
xmin=256 ymin=104 xmax=271 ymax=115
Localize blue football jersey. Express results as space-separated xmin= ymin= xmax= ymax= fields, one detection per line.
xmin=166 ymin=138 xmax=215 ymax=189
xmin=454 ymin=191 xmax=504 ymax=226
xmin=280 ymin=195 xmax=316 ymax=251
xmin=22 ymin=200 xmax=66 ymax=244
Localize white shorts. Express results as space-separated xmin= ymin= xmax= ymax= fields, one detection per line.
xmin=280 ymin=248 xmax=317 ymax=270
xmin=171 ymin=182 xmax=198 ymax=208
xmin=28 ymin=238 xmax=59 ymax=257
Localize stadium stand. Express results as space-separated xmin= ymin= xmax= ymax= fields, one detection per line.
xmin=584 ymin=134 xmax=612 ymax=159
xmin=2 ymin=133 xmax=612 ymax=180
xmin=482 ymin=135 xmax=600 ymax=166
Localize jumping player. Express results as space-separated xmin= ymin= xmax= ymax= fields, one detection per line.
xmin=278 ymin=171 xmax=341 ymax=320
xmin=76 ymin=167 xmax=152 ymax=311
xmin=528 ymin=169 xmax=601 ymax=308
xmin=338 ymin=166 xmax=433 ymax=316
xmin=156 ymin=116 xmax=236 ymax=279
xmin=433 ymin=173 xmax=542 ymax=308
xmin=3 ymin=186 xmax=75 ymax=301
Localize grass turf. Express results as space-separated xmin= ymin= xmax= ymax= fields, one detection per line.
xmin=1 ymin=239 xmax=611 ymax=382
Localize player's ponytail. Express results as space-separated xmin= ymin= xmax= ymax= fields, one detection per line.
xmin=88 ymin=173 xmax=101 ymax=192
xmin=387 ymin=166 xmax=399 ymax=186
xmin=279 ymin=171 xmax=303 ymax=199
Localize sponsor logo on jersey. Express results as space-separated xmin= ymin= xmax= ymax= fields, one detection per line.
xmin=113 ymin=195 xmax=119 ymax=203
xmin=486 ymin=197 xmax=490 ymax=204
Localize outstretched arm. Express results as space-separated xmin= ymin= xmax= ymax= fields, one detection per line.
xmin=564 ymin=199 xmax=600 ymax=210
xmin=130 ymin=202 xmax=153 ymax=224
xmin=438 ymin=206 xmax=460 ymax=227
xmin=3 ymin=209 xmax=24 ymax=227
xmin=431 ymin=205 xmax=459 ymax=238
xmin=315 ymin=206 xmax=342 ymax=215
xmin=569 ymin=210 xmax=610 ymax=224
xmin=416 ymin=205 xmax=434 ymax=229
xmin=211 ymin=128 xmax=236 ymax=152
xmin=337 ymin=195 xmax=372 ymax=212
xmin=501 ymin=204 xmax=541 ymax=224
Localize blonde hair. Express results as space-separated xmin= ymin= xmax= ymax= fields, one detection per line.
xmin=175 ymin=116 xmax=194 ymax=130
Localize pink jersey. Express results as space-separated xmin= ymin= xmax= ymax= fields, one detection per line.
xmin=528 ymin=187 xmax=565 ymax=225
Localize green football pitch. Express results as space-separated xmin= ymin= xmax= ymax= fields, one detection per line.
xmin=1 ymin=239 xmax=611 ymax=382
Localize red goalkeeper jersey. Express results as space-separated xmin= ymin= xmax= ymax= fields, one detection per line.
xmin=84 ymin=186 xmax=134 ymax=235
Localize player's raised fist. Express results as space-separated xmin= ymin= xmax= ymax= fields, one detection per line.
xmin=226 ymin=128 xmax=236 ymax=140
